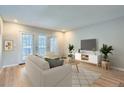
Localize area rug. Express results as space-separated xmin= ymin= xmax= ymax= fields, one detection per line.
xmin=72 ymin=64 xmax=101 ymax=87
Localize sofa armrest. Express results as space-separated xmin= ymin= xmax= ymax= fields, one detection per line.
xmin=25 ymin=59 xmax=45 ymax=86
xmin=42 ymin=64 xmax=72 ymax=87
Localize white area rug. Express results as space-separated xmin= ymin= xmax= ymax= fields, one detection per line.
xmin=72 ymin=64 xmax=101 ymax=87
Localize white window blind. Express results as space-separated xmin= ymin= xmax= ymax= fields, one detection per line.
xmin=38 ymin=35 xmax=46 ymax=56
xmin=22 ymin=33 xmax=33 ymax=60
xmin=50 ymin=37 xmax=58 ymax=53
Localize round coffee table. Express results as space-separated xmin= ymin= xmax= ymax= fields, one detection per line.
xmin=68 ymin=60 xmax=80 ymax=72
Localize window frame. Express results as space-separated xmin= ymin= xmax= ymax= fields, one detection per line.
xmin=50 ymin=36 xmax=58 ymax=53
xmin=38 ymin=34 xmax=47 ymax=56
xmin=21 ymin=32 xmax=34 ymax=61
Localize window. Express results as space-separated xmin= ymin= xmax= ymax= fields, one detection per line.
xmin=50 ymin=37 xmax=58 ymax=53
xmin=22 ymin=33 xmax=33 ymax=60
xmin=38 ymin=35 xmax=46 ymax=56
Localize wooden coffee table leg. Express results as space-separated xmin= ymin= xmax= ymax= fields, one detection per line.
xmin=76 ymin=64 xmax=79 ymax=72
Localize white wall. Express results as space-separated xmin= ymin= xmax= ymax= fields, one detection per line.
xmin=2 ymin=22 xmax=64 ymax=66
xmin=0 ymin=17 xmax=3 ymax=67
xmin=3 ymin=17 xmax=124 ymax=69
xmin=64 ymin=17 xmax=124 ymax=69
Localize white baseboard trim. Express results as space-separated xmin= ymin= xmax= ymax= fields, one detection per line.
xmin=2 ymin=64 xmax=19 ymax=68
xmin=111 ymin=66 xmax=124 ymax=71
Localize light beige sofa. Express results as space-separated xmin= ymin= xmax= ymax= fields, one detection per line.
xmin=25 ymin=55 xmax=72 ymax=87
xmin=44 ymin=52 xmax=60 ymax=59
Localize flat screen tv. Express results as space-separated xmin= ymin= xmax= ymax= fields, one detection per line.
xmin=81 ymin=39 xmax=97 ymax=51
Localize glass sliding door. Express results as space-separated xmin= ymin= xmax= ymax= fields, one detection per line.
xmin=38 ymin=35 xmax=46 ymax=56
xmin=21 ymin=33 xmax=33 ymax=61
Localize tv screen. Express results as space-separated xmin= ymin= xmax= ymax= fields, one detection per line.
xmin=81 ymin=39 xmax=97 ymax=51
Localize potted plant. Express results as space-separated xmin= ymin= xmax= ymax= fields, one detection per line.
xmin=100 ymin=44 xmax=114 ymax=69
xmin=68 ymin=44 xmax=74 ymax=62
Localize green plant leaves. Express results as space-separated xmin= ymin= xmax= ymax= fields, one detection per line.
xmin=100 ymin=44 xmax=114 ymax=61
xmin=68 ymin=44 xmax=74 ymax=53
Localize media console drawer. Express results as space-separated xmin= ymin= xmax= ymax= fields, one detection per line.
xmin=75 ymin=53 xmax=101 ymax=65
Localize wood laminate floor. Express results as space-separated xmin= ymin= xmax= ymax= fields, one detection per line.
xmin=0 ymin=65 xmax=31 ymax=87
xmin=0 ymin=63 xmax=124 ymax=87
xmin=79 ymin=63 xmax=124 ymax=87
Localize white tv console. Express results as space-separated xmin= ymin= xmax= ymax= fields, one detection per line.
xmin=75 ymin=52 xmax=101 ymax=65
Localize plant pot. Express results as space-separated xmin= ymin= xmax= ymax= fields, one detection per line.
xmin=102 ymin=61 xmax=110 ymax=70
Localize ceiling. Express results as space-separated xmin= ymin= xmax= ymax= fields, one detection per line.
xmin=0 ymin=5 xmax=124 ymax=31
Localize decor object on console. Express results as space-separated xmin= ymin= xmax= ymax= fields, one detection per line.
xmin=92 ymin=48 xmax=97 ymax=55
xmin=100 ymin=44 xmax=114 ymax=70
xmin=78 ymin=49 xmax=80 ymax=53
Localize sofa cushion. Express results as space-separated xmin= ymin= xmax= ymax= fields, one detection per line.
xmin=45 ymin=58 xmax=64 ymax=68
xmin=27 ymin=55 xmax=50 ymax=70
xmin=45 ymin=52 xmax=60 ymax=59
